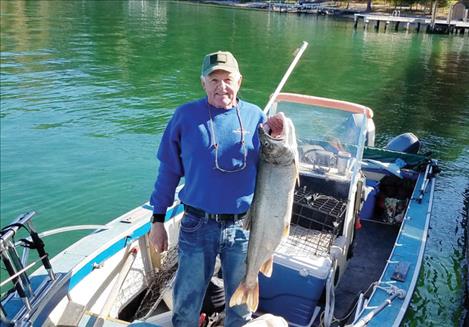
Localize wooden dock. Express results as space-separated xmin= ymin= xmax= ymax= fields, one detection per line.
xmin=354 ymin=13 xmax=469 ymax=34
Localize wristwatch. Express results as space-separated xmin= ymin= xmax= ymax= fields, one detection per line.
xmin=151 ymin=213 xmax=165 ymax=224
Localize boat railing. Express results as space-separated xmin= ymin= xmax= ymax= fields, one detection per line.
xmin=416 ymin=160 xmax=439 ymax=203
xmin=0 ymin=212 xmax=107 ymax=325
xmin=1 ymin=211 xmax=42 ymax=315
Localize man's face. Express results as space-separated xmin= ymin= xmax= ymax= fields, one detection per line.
xmin=202 ymin=70 xmax=242 ymax=109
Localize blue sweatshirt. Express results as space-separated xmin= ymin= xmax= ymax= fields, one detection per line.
xmin=150 ymin=97 xmax=265 ymax=215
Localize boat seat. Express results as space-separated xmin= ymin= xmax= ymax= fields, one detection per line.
xmin=298 ymin=174 xmax=349 ymax=200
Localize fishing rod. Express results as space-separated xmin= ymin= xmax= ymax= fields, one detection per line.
xmin=263 ymin=41 xmax=309 ymax=114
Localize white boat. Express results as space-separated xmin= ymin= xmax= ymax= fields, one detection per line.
xmin=0 ymin=89 xmax=438 ymax=327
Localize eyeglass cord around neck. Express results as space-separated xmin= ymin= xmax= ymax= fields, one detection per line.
xmin=207 ymin=105 xmax=247 ymax=173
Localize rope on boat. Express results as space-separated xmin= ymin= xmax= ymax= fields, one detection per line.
xmin=325 ymin=280 xmax=403 ymax=327
xmin=346 ymin=283 xmax=406 ymax=327
xmin=322 ymin=259 xmax=336 ymax=327
xmin=93 ymin=246 xmax=139 ymax=326
xmin=134 ymin=246 xmax=179 ymax=319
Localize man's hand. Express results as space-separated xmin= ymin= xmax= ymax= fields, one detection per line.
xmin=149 ymin=222 xmax=168 ymax=253
xmin=266 ymin=113 xmax=284 ymax=138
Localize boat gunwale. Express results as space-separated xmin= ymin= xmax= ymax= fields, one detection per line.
xmin=64 ymin=203 xmax=183 ymax=290
xmin=353 ymin=160 xmax=436 ymax=326
xmin=275 ymin=92 xmax=374 ymax=119
xmin=392 ymin=173 xmax=436 ymax=326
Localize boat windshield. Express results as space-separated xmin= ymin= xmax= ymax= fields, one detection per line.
xmin=269 ymin=93 xmax=370 ymax=178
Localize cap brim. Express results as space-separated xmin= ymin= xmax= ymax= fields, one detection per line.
xmin=203 ymin=64 xmax=238 ymax=77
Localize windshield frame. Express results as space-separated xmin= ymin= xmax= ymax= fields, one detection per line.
xmin=266 ymin=93 xmax=373 ymax=179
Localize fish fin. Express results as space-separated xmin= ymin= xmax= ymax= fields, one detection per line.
xmin=285 ymin=116 xmax=300 ymax=187
xmin=229 ymin=280 xmax=259 ymax=312
xmin=246 ymin=281 xmax=259 ymax=312
xmin=294 ymin=135 xmax=301 ymax=186
xmin=294 ymin=148 xmax=300 ymax=187
xmin=282 ymin=224 xmax=290 ymax=238
xmin=260 ymin=256 xmax=274 ymax=277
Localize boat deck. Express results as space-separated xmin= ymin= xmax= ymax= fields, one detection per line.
xmin=334 ymin=219 xmax=399 ymax=320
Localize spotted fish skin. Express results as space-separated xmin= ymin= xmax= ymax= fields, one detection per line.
xmin=229 ymin=112 xmax=298 ymax=312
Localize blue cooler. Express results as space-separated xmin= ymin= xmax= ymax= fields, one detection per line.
xmin=258 ymin=253 xmax=331 ymax=326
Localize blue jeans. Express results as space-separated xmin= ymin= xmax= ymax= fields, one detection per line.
xmin=172 ymin=213 xmax=251 ymax=327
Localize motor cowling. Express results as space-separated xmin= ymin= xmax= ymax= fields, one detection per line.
xmin=385 ymin=132 xmax=421 ymax=154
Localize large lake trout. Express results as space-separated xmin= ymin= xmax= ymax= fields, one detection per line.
xmin=229 ymin=112 xmax=299 ymax=312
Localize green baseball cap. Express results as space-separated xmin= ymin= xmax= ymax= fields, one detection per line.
xmin=201 ymin=51 xmax=240 ymax=77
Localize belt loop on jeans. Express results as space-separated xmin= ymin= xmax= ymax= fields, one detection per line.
xmin=205 ymin=212 xmax=221 ymax=222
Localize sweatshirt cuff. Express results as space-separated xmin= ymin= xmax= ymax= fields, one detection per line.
xmin=151 ymin=213 xmax=166 ymax=224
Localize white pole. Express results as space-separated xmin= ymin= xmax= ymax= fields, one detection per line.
xmin=263 ymin=41 xmax=309 ymax=114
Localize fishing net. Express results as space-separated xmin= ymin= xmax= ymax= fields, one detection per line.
xmin=134 ymin=246 xmax=178 ymax=319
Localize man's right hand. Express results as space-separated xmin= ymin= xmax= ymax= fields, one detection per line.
xmin=149 ymin=222 xmax=168 ymax=253
xmin=266 ymin=113 xmax=284 ymax=138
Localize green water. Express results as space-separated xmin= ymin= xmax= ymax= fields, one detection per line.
xmin=1 ymin=1 xmax=468 ymax=325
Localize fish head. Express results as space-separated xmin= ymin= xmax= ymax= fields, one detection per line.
xmin=259 ymin=112 xmax=298 ymax=166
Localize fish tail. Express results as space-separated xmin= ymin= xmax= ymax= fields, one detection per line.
xmin=247 ymin=282 xmax=259 ymax=312
xmin=229 ymin=281 xmax=260 ymax=312
xmin=229 ymin=282 xmax=248 ymax=308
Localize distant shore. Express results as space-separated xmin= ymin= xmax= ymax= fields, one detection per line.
xmin=193 ymin=1 xmax=436 ymax=20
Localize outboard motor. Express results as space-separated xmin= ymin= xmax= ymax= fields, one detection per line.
xmin=385 ymin=132 xmax=421 ymax=154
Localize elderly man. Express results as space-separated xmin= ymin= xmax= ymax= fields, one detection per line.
xmin=149 ymin=51 xmax=267 ymax=326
